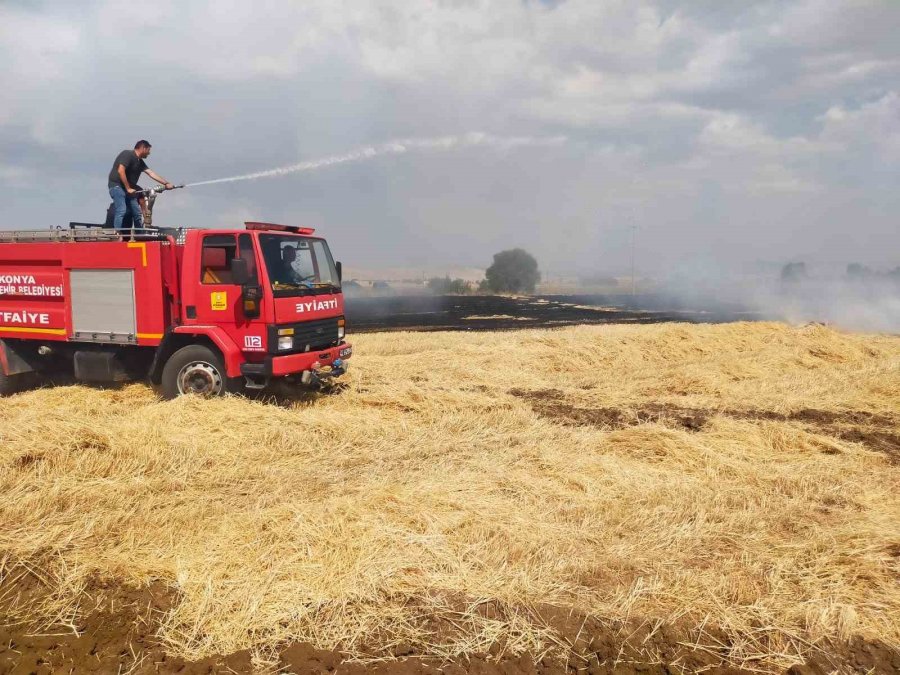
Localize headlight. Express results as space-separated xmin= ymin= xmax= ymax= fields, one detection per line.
xmin=277 ymin=336 xmax=293 ymax=351
xmin=338 ymin=326 xmax=345 ymax=339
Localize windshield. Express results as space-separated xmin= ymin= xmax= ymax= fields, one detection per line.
xmin=259 ymin=234 xmax=340 ymax=293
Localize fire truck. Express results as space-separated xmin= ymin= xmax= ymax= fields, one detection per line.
xmin=0 ymin=196 xmax=351 ymax=397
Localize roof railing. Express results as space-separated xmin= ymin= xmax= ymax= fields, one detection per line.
xmin=0 ymin=226 xmax=186 ymax=244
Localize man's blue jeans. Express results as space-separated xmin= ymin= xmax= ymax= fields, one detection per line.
xmin=109 ymin=185 xmax=143 ymax=230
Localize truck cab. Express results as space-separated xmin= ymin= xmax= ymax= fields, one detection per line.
xmin=0 ymin=222 xmax=352 ymax=398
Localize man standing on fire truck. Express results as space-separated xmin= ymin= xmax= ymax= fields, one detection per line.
xmin=107 ymin=140 xmax=175 ymax=230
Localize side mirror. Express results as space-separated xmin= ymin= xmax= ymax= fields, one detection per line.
xmin=231 ymin=257 xmax=250 ymax=285
xmin=335 ymin=261 xmax=343 ymax=282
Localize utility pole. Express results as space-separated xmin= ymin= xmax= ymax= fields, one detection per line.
xmin=630 ymin=224 xmax=637 ymax=298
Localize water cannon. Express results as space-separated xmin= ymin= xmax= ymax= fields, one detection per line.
xmin=134 ymin=184 xmax=185 ymax=227
xmin=134 ymin=184 xmax=185 ymax=198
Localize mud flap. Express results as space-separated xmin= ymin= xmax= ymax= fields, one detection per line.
xmin=0 ymin=339 xmax=36 ymax=376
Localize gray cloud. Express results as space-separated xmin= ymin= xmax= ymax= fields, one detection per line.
xmin=0 ymin=0 xmax=898 ymax=275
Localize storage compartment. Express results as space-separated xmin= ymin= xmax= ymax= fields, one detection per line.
xmin=70 ymin=269 xmax=136 ymax=343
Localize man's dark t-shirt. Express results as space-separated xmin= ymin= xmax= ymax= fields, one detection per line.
xmin=108 ymin=150 xmax=148 ymax=190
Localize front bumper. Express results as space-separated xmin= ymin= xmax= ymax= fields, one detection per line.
xmin=241 ymin=342 xmax=352 ymax=379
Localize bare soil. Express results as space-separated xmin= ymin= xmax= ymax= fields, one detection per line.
xmin=345 ymin=295 xmax=765 ymax=333
xmin=509 ymin=389 xmax=900 ymax=464
xmin=0 ymin=570 xmax=251 ymax=674
xmin=2 ymin=570 xmax=898 ymax=674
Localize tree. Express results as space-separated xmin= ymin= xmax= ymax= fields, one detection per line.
xmin=485 ymin=248 xmax=541 ymax=293
xmin=780 ymin=262 xmax=807 ymax=283
xmin=846 ymin=263 xmax=872 ymax=280
xmin=427 ymin=276 xmax=472 ymax=294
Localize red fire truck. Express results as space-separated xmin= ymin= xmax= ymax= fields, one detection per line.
xmin=0 ymin=214 xmax=352 ymax=398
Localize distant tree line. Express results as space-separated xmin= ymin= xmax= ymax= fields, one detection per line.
xmin=780 ymin=261 xmax=900 ymax=283
xmin=846 ymin=263 xmax=900 ymax=281
xmin=426 ymin=276 xmax=474 ymax=294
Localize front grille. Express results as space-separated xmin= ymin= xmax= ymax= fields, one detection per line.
xmin=269 ymin=317 xmax=339 ymax=354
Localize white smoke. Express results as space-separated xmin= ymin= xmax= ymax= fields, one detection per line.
xmin=185 ymin=132 xmax=567 ymax=187
xmin=747 ymin=278 xmax=900 ymax=334
xmin=658 ymin=264 xmax=900 ymax=334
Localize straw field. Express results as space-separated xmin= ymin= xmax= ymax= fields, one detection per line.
xmin=1 ymin=322 xmax=898 ymax=672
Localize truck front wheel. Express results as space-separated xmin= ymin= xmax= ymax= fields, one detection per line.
xmin=160 ymin=345 xmax=238 ymax=399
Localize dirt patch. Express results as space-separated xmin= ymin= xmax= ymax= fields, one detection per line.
xmin=509 ymin=389 xmax=710 ymax=433
xmin=0 ymin=570 xmax=252 ymax=674
xmin=509 ymin=390 xmax=900 ymax=463
xmin=729 ymin=407 xmax=897 ymax=428
xmin=826 ymin=429 xmax=900 ymax=463
xmin=8 ymin=568 xmax=897 ymax=674
xmin=1 ymin=568 xmax=752 ymax=674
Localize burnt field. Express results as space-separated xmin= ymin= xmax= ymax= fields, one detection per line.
xmin=345 ymin=294 xmax=766 ymax=333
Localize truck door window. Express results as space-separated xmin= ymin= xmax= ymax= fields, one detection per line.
xmin=201 ymin=235 xmax=237 ymax=284
xmin=237 ymin=234 xmax=259 ymax=283
xmin=310 ymin=240 xmax=337 ymax=285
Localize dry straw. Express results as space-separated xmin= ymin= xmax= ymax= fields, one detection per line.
xmin=1 ymin=322 xmax=898 ymax=671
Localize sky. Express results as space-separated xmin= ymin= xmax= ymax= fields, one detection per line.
xmin=0 ymin=0 xmax=898 ymax=277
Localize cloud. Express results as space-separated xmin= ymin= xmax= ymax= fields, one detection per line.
xmin=820 ymin=92 xmax=900 ymax=163
xmin=0 ymin=0 xmax=898 ymax=274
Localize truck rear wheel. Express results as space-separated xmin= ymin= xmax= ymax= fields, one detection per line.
xmin=159 ymin=345 xmax=238 ymax=399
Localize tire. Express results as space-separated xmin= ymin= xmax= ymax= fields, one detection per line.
xmin=159 ymin=345 xmax=240 ymax=399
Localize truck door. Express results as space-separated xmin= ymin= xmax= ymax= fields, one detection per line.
xmin=195 ymin=233 xmax=266 ymax=352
